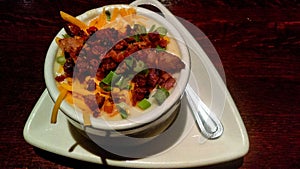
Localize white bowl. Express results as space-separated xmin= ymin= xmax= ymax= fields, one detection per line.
xmin=44 ymin=4 xmax=190 ymax=139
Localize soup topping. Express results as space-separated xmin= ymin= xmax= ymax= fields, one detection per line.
xmin=53 ymin=7 xmax=185 ymax=122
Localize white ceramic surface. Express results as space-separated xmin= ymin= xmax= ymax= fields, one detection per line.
xmin=24 ymin=47 xmax=249 ymax=166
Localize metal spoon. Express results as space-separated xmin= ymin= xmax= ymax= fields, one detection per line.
xmin=185 ymin=84 xmax=223 ymax=139
xmin=130 ymin=0 xmax=224 ymax=139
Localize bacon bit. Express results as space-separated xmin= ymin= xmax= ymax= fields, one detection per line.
xmin=161 ymin=76 xmax=176 ymax=90
xmin=60 ymin=11 xmax=88 ymax=34
xmin=103 ymin=100 xmax=114 ymax=114
xmin=86 ymin=79 xmax=96 ymax=91
xmin=159 ymin=38 xmax=168 ymax=48
xmin=55 ymin=75 xmax=66 ymax=82
xmin=160 ymin=71 xmax=172 ymax=81
xmin=131 ymin=87 xmax=149 ymax=106
xmin=84 ymin=95 xmax=98 ymax=111
xmin=64 ymin=23 xmax=85 ymax=37
xmin=93 ymin=110 xmax=100 ymax=118
xmin=87 ymin=26 xmax=98 ymax=35
xmin=147 ymin=69 xmax=159 ymax=87
xmin=111 ymin=50 xmax=125 ymax=63
xmin=95 ymin=93 xmax=105 ymax=109
xmin=55 ymin=9 xmax=185 ymax=119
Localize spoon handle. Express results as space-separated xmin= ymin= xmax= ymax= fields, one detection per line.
xmin=130 ymin=0 xmax=224 ymax=139
xmin=185 ymin=84 xmax=223 ymax=139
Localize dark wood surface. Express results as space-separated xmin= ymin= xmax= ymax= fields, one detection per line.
xmin=1 ymin=0 xmax=299 ymax=168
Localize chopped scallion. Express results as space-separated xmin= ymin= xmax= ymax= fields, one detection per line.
xmin=62 ymin=34 xmax=70 ymax=38
xmin=137 ymin=98 xmax=151 ymax=110
xmin=149 ymin=24 xmax=156 ymax=32
xmin=156 ymin=45 xmax=166 ymax=52
xmin=124 ymin=57 xmax=134 ymax=68
xmin=141 ymin=69 xmax=149 ymax=76
xmin=99 ymin=82 xmax=112 ymax=91
xmin=155 ymin=27 xmax=168 ymax=36
xmin=114 ymin=75 xmax=124 ymax=87
xmin=134 ymin=24 xmax=146 ymax=35
xmin=56 ymin=56 xmax=66 ymax=65
xmin=121 ymin=80 xmax=131 ymax=90
xmin=133 ymin=34 xmax=140 ymax=42
xmin=153 ymin=88 xmax=169 ymax=105
xmin=105 ymin=10 xmax=111 ymax=21
xmin=117 ymin=103 xmax=128 ymax=119
xmin=117 ymin=102 xmax=128 ymax=110
xmin=133 ymin=60 xmax=146 ymax=73
xmin=119 ymin=109 xmax=128 ymax=119
xmin=101 ymin=71 xmax=116 ymax=85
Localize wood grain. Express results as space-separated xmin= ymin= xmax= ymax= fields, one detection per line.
xmin=0 ymin=0 xmax=299 ymax=168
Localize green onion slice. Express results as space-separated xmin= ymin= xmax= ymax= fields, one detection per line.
xmin=56 ymin=56 xmax=66 ymax=65
xmin=137 ymin=98 xmax=151 ymax=110
xmin=134 ymin=24 xmax=147 ymax=35
xmin=153 ymin=88 xmax=170 ymax=105
xmin=149 ymin=24 xmax=156 ymax=32
xmin=114 ymin=75 xmax=124 ymax=87
xmin=124 ymin=57 xmax=134 ymax=68
xmin=119 ymin=108 xmax=128 ymax=119
xmin=105 ymin=10 xmax=111 ymax=21
xmin=99 ymin=82 xmax=112 ymax=92
xmin=101 ymin=71 xmax=116 ymax=85
xmin=156 ymin=45 xmax=166 ymax=52
xmin=62 ymin=34 xmax=70 ymax=38
xmin=117 ymin=103 xmax=128 ymax=119
xmin=133 ymin=60 xmax=146 ymax=73
xmin=155 ymin=27 xmax=168 ymax=36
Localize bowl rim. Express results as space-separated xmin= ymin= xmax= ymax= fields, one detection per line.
xmin=44 ymin=4 xmax=190 ymax=130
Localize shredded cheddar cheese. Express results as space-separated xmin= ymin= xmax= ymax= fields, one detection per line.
xmin=51 ymin=88 xmax=68 ymax=123
xmin=60 ymin=11 xmax=88 ymax=34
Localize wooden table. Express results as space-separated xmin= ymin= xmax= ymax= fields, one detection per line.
xmin=1 ymin=0 xmax=299 ymax=168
